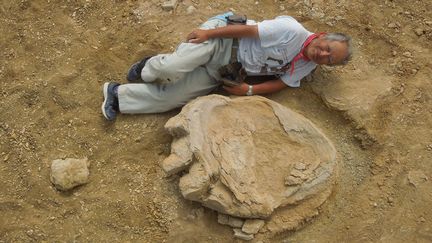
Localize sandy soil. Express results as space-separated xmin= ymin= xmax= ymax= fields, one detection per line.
xmin=0 ymin=0 xmax=431 ymax=242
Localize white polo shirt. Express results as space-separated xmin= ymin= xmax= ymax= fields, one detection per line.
xmin=238 ymin=16 xmax=317 ymax=87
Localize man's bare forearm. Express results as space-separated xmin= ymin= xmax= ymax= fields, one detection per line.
xmin=187 ymin=24 xmax=259 ymax=43
xmin=223 ymin=79 xmax=287 ymax=96
xmin=251 ymin=79 xmax=287 ymax=94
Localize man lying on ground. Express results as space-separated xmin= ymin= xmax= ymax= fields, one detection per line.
xmin=102 ymin=12 xmax=352 ymax=121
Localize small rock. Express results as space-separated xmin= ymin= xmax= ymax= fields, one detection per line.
xmin=294 ymin=162 xmax=306 ymax=170
xmin=414 ymin=28 xmax=424 ymax=36
xmin=419 ymin=217 xmax=426 ymax=223
xmin=228 ymin=216 xmax=244 ymax=228
xmin=402 ymin=52 xmax=412 ymax=58
xmin=26 ymin=229 xmax=34 ymax=236
xmin=387 ymin=196 xmax=394 ymax=203
xmin=162 ymin=0 xmax=178 ymax=11
xmin=242 ymin=219 xmax=265 ymax=234
xmin=290 ymin=169 xmax=306 ymax=179
xmin=408 ymin=170 xmax=428 ymax=187
xmin=218 ymin=213 xmax=229 ymax=225
xmin=186 ymin=5 xmax=196 ymax=14
xmin=285 ymin=175 xmax=303 ymax=186
xmin=50 ymin=158 xmax=90 ymax=191
xmin=387 ymin=23 xmax=397 ymax=28
xmin=233 ymin=228 xmax=254 ymax=241
xmin=3 ymin=153 xmax=10 ymax=162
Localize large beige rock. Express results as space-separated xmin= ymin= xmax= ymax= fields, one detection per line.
xmin=50 ymin=158 xmax=90 ymax=191
xmin=311 ymin=51 xmax=393 ymax=128
xmin=163 ymin=95 xmax=337 ymax=232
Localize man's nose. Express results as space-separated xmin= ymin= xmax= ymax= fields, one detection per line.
xmin=320 ymin=50 xmax=330 ymax=57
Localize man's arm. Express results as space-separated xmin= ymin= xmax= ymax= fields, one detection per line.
xmin=223 ymin=78 xmax=288 ymax=96
xmin=187 ymin=25 xmax=259 ymax=43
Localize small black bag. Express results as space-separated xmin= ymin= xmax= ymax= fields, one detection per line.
xmin=218 ymin=62 xmax=246 ymax=87
xmin=226 ymin=15 xmax=247 ymax=25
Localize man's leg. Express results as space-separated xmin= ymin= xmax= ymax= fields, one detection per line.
xmin=136 ymin=18 xmax=229 ymax=83
xmin=118 ymin=67 xmax=218 ymax=114
xmin=140 ymin=43 xmax=213 ymax=83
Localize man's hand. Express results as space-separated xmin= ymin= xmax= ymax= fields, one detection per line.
xmin=223 ymin=83 xmax=249 ymax=96
xmin=187 ymin=29 xmax=209 ymax=43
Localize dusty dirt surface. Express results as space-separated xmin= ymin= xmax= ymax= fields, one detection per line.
xmin=0 ymin=0 xmax=431 ymax=242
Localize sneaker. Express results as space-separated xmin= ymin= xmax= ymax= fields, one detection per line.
xmin=101 ymin=82 xmax=120 ymax=121
xmin=126 ymin=56 xmax=153 ymax=82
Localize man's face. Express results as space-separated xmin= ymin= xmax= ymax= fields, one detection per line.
xmin=305 ymin=36 xmax=349 ymax=65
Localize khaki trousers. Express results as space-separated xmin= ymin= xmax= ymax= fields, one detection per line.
xmin=118 ymin=18 xmax=233 ymax=113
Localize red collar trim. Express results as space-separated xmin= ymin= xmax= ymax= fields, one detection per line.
xmin=290 ymin=32 xmax=326 ymax=76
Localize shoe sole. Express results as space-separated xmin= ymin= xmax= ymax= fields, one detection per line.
xmin=101 ymin=82 xmax=110 ymax=120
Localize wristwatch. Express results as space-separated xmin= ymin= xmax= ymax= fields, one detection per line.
xmin=246 ymin=85 xmax=253 ymax=96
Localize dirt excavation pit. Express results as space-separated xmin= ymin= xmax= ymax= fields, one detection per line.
xmin=163 ymin=95 xmax=338 ymax=239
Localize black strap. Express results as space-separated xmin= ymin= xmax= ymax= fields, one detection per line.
xmin=230 ymin=38 xmax=239 ymax=63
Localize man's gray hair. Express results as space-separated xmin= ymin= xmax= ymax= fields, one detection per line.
xmin=324 ymin=33 xmax=352 ymax=65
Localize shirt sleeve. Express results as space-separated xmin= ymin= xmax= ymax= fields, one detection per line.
xmin=257 ymin=16 xmax=304 ymax=48
xmin=280 ymin=62 xmax=317 ymax=87
xmin=280 ymin=74 xmax=301 ymax=87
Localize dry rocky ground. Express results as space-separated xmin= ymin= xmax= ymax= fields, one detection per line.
xmin=0 ymin=0 xmax=431 ymax=242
